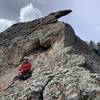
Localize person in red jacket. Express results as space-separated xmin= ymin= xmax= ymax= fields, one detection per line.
xmin=16 ymin=57 xmax=32 ymax=80
xmin=17 ymin=57 xmax=31 ymax=74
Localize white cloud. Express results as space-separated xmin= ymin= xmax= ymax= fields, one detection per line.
xmin=0 ymin=19 xmax=15 ymax=32
xmin=0 ymin=3 xmax=42 ymax=32
xmin=19 ymin=3 xmax=42 ymax=22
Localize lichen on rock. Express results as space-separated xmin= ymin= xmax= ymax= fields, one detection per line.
xmin=0 ymin=10 xmax=100 ymax=100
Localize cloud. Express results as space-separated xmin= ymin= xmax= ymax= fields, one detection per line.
xmin=0 ymin=19 xmax=15 ymax=32
xmin=0 ymin=2 xmax=42 ymax=32
xmin=19 ymin=3 xmax=42 ymax=22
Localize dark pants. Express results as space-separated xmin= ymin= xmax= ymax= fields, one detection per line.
xmin=19 ymin=71 xmax=32 ymax=80
xmin=14 ymin=71 xmax=33 ymax=81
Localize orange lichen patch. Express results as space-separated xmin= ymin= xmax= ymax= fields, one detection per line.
xmin=96 ymin=91 xmax=100 ymax=96
xmin=95 ymin=80 xmax=100 ymax=85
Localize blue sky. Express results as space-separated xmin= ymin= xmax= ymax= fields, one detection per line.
xmin=0 ymin=0 xmax=100 ymax=42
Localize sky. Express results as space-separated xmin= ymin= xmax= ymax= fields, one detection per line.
xmin=0 ymin=0 xmax=100 ymax=42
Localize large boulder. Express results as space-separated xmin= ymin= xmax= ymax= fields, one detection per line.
xmin=0 ymin=10 xmax=73 ymax=65
xmin=0 ymin=10 xmax=100 ymax=100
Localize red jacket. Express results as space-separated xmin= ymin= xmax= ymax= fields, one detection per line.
xmin=17 ymin=63 xmax=32 ymax=73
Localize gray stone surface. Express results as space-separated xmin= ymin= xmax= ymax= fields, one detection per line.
xmin=0 ymin=10 xmax=100 ymax=100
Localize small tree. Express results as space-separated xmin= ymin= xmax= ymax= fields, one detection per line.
xmin=89 ymin=41 xmax=100 ymax=57
xmin=89 ymin=41 xmax=97 ymax=51
xmin=97 ymin=42 xmax=100 ymax=56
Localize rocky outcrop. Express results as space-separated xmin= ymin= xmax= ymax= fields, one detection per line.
xmin=0 ymin=10 xmax=100 ymax=100
xmin=0 ymin=10 xmax=72 ymax=66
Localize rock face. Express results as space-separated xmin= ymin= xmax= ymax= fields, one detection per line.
xmin=0 ymin=10 xmax=100 ymax=100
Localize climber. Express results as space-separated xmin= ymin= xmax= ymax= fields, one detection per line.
xmin=15 ymin=57 xmax=32 ymax=80
xmin=3 ymin=57 xmax=33 ymax=91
